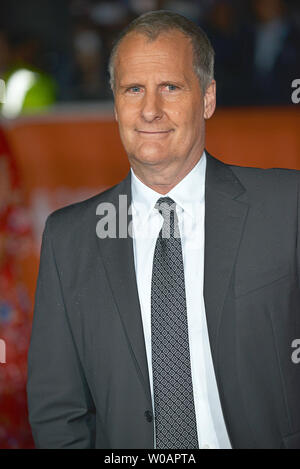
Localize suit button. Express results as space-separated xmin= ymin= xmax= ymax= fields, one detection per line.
xmin=144 ymin=410 xmax=153 ymax=422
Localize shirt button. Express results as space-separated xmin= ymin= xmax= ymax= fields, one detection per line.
xmin=201 ymin=444 xmax=210 ymax=449
xmin=144 ymin=410 xmax=153 ymax=422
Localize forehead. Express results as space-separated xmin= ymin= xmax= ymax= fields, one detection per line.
xmin=115 ymin=30 xmax=195 ymax=80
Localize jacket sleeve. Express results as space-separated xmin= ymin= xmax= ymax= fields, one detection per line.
xmin=298 ymin=174 xmax=300 ymax=288
xmin=27 ymin=214 xmax=96 ymax=448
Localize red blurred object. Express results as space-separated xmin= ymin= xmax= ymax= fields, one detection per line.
xmin=0 ymin=126 xmax=34 ymax=449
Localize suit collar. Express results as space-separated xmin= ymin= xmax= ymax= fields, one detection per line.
xmin=203 ymin=151 xmax=249 ymax=360
xmin=205 ymin=150 xmax=246 ymax=199
xmin=96 ymin=172 xmax=153 ymax=407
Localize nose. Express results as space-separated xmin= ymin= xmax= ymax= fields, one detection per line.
xmin=141 ymin=90 xmax=163 ymax=122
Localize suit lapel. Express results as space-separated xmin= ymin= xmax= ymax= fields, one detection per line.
xmin=96 ymin=173 xmax=152 ymax=406
xmin=204 ymin=152 xmax=249 ymax=361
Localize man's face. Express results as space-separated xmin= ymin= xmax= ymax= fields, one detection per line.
xmin=113 ymin=30 xmax=216 ymax=183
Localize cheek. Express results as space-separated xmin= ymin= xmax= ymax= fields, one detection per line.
xmin=170 ymin=105 xmax=204 ymax=148
xmin=167 ymin=100 xmax=185 ymax=122
xmin=115 ymin=97 xmax=136 ymax=124
xmin=168 ymin=98 xmax=202 ymax=128
xmin=117 ymin=112 xmax=139 ymax=149
xmin=118 ymin=108 xmax=139 ymax=133
xmin=185 ymin=104 xmax=204 ymax=134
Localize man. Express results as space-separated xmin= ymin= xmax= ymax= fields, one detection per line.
xmin=27 ymin=11 xmax=300 ymax=449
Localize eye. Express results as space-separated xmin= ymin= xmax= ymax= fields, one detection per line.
xmin=127 ymin=86 xmax=142 ymax=94
xmin=163 ymin=84 xmax=178 ymax=92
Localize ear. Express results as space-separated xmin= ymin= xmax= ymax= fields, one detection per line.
xmin=204 ymin=80 xmax=216 ymax=120
xmin=114 ymin=105 xmax=118 ymax=123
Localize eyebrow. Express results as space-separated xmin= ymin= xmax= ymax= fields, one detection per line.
xmin=119 ymin=80 xmax=185 ymax=89
xmin=119 ymin=83 xmax=143 ymax=89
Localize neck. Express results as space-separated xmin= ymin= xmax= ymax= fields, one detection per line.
xmin=131 ymin=152 xmax=204 ymax=195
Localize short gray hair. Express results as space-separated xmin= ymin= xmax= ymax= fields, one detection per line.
xmin=108 ymin=10 xmax=215 ymax=94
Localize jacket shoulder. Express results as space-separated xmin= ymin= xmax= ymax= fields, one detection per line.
xmin=44 ymin=173 xmax=130 ymax=238
xmin=228 ymin=160 xmax=300 ymax=190
xmin=206 ymin=151 xmax=300 ymax=199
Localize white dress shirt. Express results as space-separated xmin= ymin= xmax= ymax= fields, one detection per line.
xmin=131 ymin=151 xmax=232 ymax=449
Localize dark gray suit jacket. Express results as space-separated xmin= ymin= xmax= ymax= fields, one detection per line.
xmin=27 ymin=152 xmax=300 ymax=449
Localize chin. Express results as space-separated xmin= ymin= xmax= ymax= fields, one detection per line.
xmin=133 ymin=143 xmax=171 ymax=165
xmin=133 ymin=151 xmax=169 ymax=166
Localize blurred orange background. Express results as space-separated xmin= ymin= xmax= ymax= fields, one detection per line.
xmin=3 ymin=106 xmax=300 ymax=304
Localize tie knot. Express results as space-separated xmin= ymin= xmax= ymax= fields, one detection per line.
xmin=155 ymin=197 xmax=180 ymax=238
xmin=155 ymin=197 xmax=176 ymax=221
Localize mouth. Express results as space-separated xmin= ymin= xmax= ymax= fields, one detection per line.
xmin=136 ymin=129 xmax=173 ymax=136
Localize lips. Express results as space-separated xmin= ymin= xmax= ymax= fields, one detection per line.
xmin=136 ymin=130 xmax=172 ymax=134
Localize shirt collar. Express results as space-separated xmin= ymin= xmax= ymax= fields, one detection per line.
xmin=131 ymin=150 xmax=206 ymax=225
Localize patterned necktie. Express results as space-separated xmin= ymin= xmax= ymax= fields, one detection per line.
xmin=151 ymin=196 xmax=199 ymax=449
